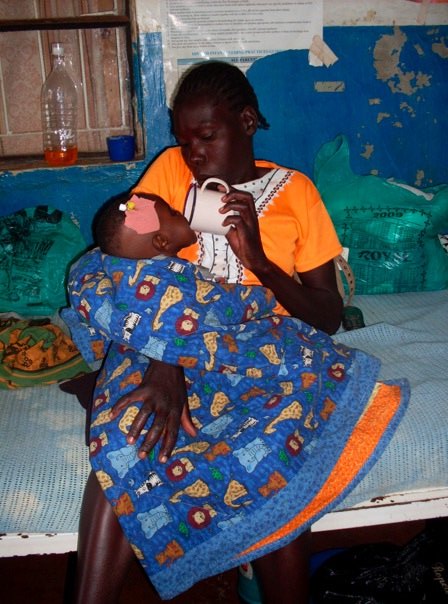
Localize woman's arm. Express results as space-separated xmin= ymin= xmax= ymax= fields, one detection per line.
xmin=254 ymin=260 xmax=342 ymax=335
xmin=222 ymin=190 xmax=343 ymax=334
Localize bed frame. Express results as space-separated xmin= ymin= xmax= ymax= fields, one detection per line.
xmin=2 ymin=488 xmax=448 ymax=557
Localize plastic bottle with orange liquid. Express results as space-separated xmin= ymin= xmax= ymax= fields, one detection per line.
xmin=41 ymin=43 xmax=78 ymax=167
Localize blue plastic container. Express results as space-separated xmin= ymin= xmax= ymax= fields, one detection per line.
xmin=106 ymin=135 xmax=135 ymax=161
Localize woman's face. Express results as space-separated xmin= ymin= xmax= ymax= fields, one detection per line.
xmin=172 ymin=94 xmax=257 ymax=186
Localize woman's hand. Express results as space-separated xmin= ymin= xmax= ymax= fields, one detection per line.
xmin=220 ymin=189 xmax=268 ymax=273
xmin=110 ymin=359 xmax=196 ymax=463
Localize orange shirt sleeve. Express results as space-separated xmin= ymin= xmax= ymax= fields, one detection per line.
xmin=291 ymin=174 xmax=342 ymax=273
xmin=241 ymin=167 xmax=342 ymax=284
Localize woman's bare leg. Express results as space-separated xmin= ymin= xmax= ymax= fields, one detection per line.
xmin=72 ymin=470 xmax=136 ymax=604
xmin=73 ymin=472 xmax=310 ymax=604
xmin=252 ymin=531 xmax=311 ymax=604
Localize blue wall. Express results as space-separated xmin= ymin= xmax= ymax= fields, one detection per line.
xmin=1 ymin=26 xmax=446 ymax=246
xmin=250 ymin=26 xmax=448 ymax=187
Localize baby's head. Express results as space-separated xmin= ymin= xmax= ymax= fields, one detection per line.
xmin=95 ymin=192 xmax=197 ymax=259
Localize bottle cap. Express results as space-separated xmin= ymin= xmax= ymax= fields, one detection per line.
xmin=52 ymin=43 xmax=64 ymax=56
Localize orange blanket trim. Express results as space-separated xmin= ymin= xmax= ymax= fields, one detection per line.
xmin=237 ymin=382 xmax=402 ymax=557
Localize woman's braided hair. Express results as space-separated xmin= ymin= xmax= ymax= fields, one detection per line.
xmin=172 ymin=61 xmax=269 ymax=130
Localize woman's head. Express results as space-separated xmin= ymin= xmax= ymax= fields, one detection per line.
xmin=172 ymin=61 xmax=269 ymax=130
xmin=95 ymin=192 xmax=196 ymax=259
xmin=171 ymin=61 xmax=269 ymax=186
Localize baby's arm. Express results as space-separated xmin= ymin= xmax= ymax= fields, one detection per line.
xmin=65 ymin=249 xmax=285 ymax=377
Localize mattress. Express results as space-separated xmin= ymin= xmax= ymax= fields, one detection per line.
xmin=0 ymin=384 xmax=89 ymax=534
xmin=334 ymin=290 xmax=448 ymax=509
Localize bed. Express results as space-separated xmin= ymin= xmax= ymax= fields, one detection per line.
xmin=0 ymin=288 xmax=447 ymax=556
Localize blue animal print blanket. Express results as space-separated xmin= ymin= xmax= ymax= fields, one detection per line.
xmin=62 ymin=249 xmax=409 ymax=600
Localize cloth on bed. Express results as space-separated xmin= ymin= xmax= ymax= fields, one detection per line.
xmin=0 ymin=316 xmax=91 ymax=389
xmin=334 ymin=290 xmax=448 ymax=508
xmin=61 ymin=249 xmax=409 ymax=599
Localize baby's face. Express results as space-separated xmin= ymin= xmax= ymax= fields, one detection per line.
xmin=155 ymin=198 xmax=197 ymax=251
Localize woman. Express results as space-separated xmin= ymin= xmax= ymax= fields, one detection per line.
xmin=73 ymin=61 xmax=348 ymax=604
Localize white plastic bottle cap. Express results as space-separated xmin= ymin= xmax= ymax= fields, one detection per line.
xmin=52 ymin=43 xmax=64 ymax=56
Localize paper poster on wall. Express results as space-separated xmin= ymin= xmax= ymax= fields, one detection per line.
xmin=160 ymin=0 xmax=323 ymax=104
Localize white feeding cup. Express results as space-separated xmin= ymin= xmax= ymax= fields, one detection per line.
xmin=183 ymin=177 xmax=236 ymax=235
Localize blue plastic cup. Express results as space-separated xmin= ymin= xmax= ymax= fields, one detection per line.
xmin=107 ymin=135 xmax=135 ymax=161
